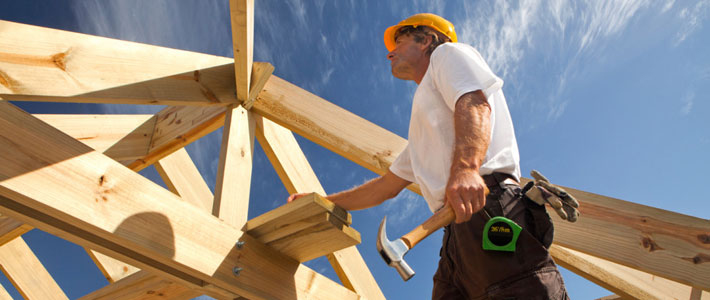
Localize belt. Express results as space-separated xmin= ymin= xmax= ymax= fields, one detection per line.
xmin=482 ymin=172 xmax=519 ymax=190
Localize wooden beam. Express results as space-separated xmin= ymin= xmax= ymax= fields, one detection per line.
xmin=126 ymin=105 xmax=227 ymax=171
xmin=552 ymin=245 xmax=709 ymax=299
xmin=254 ymin=115 xmax=384 ymax=299
xmin=255 ymin=115 xmax=327 ymax=196
xmin=0 ymin=214 xmax=31 ymax=246
xmin=85 ymin=250 xmax=140 ymax=284
xmin=251 ymin=75 xmax=710 ymax=290
xmin=229 ymin=0 xmax=254 ymax=104
xmin=86 ymin=195 xmax=359 ymax=300
xmin=0 ymin=283 xmax=11 ymax=300
xmin=0 ymin=100 xmax=357 ymax=299
xmin=245 ymin=194 xmax=359 ymax=262
xmin=0 ymin=237 xmax=68 ymax=300
xmin=156 ymin=148 xmax=214 ymax=213
xmin=0 ymin=20 xmax=237 ymax=106
xmin=213 ymin=105 xmax=255 ymax=228
xmin=78 ymin=271 xmax=201 ymax=300
xmin=36 ymin=114 xmax=155 ymax=161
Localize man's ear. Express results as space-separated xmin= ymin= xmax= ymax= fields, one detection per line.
xmin=419 ymin=34 xmax=433 ymax=51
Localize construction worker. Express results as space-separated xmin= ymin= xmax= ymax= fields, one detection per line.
xmin=289 ymin=13 xmax=569 ymax=299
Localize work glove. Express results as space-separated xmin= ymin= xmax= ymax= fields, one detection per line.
xmin=523 ymin=170 xmax=580 ymax=222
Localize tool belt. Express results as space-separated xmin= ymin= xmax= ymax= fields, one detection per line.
xmin=482 ymin=172 xmax=519 ymax=191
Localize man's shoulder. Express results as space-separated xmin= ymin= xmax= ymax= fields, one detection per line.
xmin=433 ymin=42 xmax=478 ymax=54
xmin=431 ymin=43 xmax=482 ymax=62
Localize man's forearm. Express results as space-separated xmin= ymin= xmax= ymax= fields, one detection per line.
xmin=327 ymin=171 xmax=410 ymax=211
xmin=452 ymin=90 xmax=491 ymax=172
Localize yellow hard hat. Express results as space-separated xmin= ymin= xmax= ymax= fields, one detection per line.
xmin=384 ymin=13 xmax=458 ymax=52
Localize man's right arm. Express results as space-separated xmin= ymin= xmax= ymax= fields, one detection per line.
xmin=287 ymin=170 xmax=411 ymax=211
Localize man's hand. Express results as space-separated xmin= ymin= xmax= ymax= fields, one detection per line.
xmin=445 ymin=168 xmax=487 ymax=223
xmin=287 ymin=193 xmax=309 ymax=203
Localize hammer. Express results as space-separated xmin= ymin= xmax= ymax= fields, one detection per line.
xmin=377 ymin=187 xmax=489 ymax=281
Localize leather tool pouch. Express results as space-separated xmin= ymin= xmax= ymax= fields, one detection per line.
xmin=520 ymin=182 xmax=554 ymax=249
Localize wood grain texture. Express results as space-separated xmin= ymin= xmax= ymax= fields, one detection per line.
xmin=229 ymin=0 xmax=254 ymax=103
xmin=155 ymin=148 xmax=214 ymax=213
xmin=0 ymin=283 xmax=11 ymax=300
xmin=0 ymin=237 xmax=68 ymax=300
xmin=213 ymin=105 xmax=255 ymax=229
xmin=245 ymin=194 xmax=359 ymax=262
xmin=551 ymin=245 xmax=710 ymax=300
xmin=78 ymin=271 xmax=201 ymax=300
xmin=253 ymin=115 xmax=383 ymax=299
xmin=0 ymin=214 xmax=31 ymax=246
xmin=127 ymin=105 xmax=227 ymax=171
xmin=36 ymin=114 xmax=155 ymax=161
xmin=0 ymin=20 xmax=236 ymax=105
xmin=255 ymin=115 xmax=327 ymax=196
xmin=0 ymin=100 xmax=358 ymax=300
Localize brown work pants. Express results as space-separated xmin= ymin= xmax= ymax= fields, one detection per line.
xmin=432 ymin=173 xmax=569 ymax=300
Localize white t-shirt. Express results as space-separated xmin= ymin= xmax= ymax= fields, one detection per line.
xmin=389 ymin=43 xmax=521 ymax=213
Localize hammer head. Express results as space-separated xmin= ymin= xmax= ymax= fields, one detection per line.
xmin=376 ymin=216 xmax=415 ymax=281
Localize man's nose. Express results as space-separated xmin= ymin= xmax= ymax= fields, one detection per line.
xmin=387 ymin=51 xmax=395 ymax=60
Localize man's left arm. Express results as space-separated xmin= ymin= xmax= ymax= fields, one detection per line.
xmin=446 ymin=89 xmax=491 ymax=223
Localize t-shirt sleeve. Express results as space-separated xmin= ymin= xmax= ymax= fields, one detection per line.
xmin=389 ymin=144 xmax=415 ymax=183
xmin=430 ymin=44 xmax=504 ymax=111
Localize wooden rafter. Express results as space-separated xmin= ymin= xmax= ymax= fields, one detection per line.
xmin=0 ymin=100 xmax=358 ymax=299
xmin=0 ymin=237 xmax=68 ymax=300
xmin=551 ymin=245 xmax=709 ymax=300
xmin=0 ymin=21 xmax=236 ymax=106
xmin=0 ymin=214 xmax=31 ymax=247
xmin=156 ymin=148 xmax=214 ymax=213
xmin=254 ymin=115 xmax=385 ymax=299
xmin=0 ymin=283 xmax=11 ymax=300
xmin=229 ymin=0 xmax=254 ymax=104
xmin=213 ymin=104 xmax=255 ymax=229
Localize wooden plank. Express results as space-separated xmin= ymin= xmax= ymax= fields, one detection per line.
xmin=78 ymin=271 xmax=201 ymax=300
xmin=253 ymin=115 xmax=383 ymax=299
xmin=0 ymin=214 xmax=31 ymax=246
xmin=0 ymin=283 xmax=11 ymax=300
xmin=253 ymin=75 xmax=408 ymax=177
xmin=0 ymin=237 xmax=68 ymax=300
xmin=252 ymin=75 xmax=710 ymax=290
xmin=552 ymin=245 xmax=708 ymax=300
xmin=246 ymin=194 xmax=359 ymax=262
xmin=126 ymin=105 xmax=227 ymax=171
xmin=212 ymin=105 xmax=255 ymax=228
xmin=86 ymin=250 xmax=140 ymax=284
xmin=36 ymin=114 xmax=155 ymax=161
xmin=0 ymin=100 xmax=357 ymax=299
xmin=229 ymin=0 xmax=254 ymax=103
xmin=0 ymin=20 xmax=236 ymax=105
xmin=155 ymin=148 xmax=214 ymax=213
xmin=254 ymin=115 xmax=327 ymax=196
xmin=242 ymin=62 xmax=274 ymax=110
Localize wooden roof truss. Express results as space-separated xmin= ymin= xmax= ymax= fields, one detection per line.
xmin=0 ymin=2 xmax=708 ymax=299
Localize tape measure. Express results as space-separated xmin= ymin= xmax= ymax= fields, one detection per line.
xmin=481 ymin=209 xmax=522 ymax=252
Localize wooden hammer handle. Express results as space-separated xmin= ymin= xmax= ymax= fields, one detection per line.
xmin=400 ymin=187 xmax=489 ymax=249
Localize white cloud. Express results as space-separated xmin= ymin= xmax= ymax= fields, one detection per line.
xmin=447 ymin=1 xmax=658 ymax=123
xmin=286 ymin=0 xmax=308 ymax=29
xmin=382 ymin=189 xmax=425 ymax=227
xmin=675 ymin=0 xmax=710 ymax=46
xmin=662 ymin=0 xmax=676 ymax=13
xmin=680 ymin=90 xmax=695 ymax=115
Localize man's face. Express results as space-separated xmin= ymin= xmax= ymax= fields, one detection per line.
xmin=386 ymin=33 xmax=428 ymax=81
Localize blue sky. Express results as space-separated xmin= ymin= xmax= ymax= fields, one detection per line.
xmin=1 ymin=0 xmax=709 ymax=299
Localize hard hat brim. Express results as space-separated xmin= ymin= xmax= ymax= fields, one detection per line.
xmin=384 ymin=24 xmax=403 ymax=52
